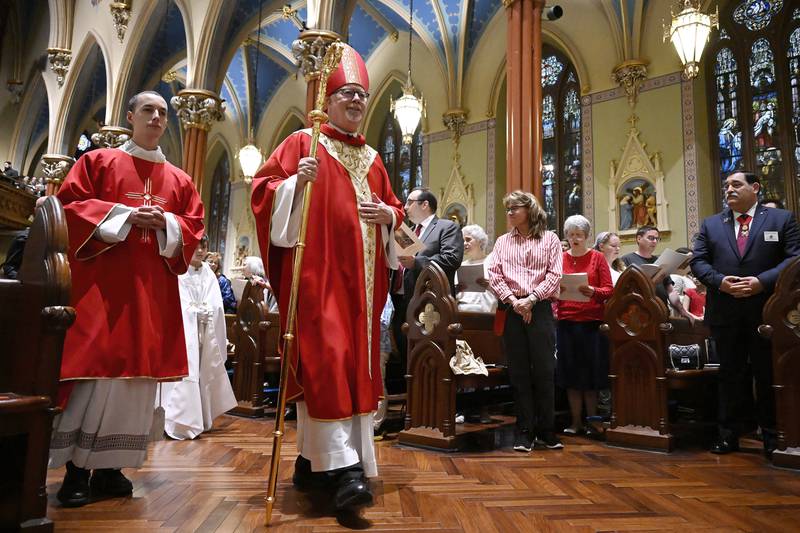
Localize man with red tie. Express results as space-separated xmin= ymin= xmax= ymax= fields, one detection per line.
xmin=691 ymin=171 xmax=800 ymax=458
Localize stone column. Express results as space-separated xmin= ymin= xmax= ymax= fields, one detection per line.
xmin=41 ymin=154 xmax=75 ymax=195
xmin=91 ymin=125 xmax=132 ymax=148
xmin=505 ymin=0 xmax=545 ymax=197
xmin=170 ymin=89 xmax=225 ymax=195
xmin=292 ymin=29 xmax=342 ymax=121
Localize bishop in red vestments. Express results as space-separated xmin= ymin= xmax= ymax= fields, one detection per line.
xmin=49 ymin=91 xmax=204 ymax=508
xmin=251 ymin=45 xmax=403 ymax=511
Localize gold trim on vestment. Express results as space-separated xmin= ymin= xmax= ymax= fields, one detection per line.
xmin=299 ymin=129 xmax=379 ymax=378
xmin=60 ymin=374 xmax=188 ymax=382
xmin=74 ymin=204 xmax=122 ymax=261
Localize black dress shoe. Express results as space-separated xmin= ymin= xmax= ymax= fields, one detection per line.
xmin=292 ymin=455 xmax=333 ymax=491
xmin=763 ymin=433 xmax=778 ymax=460
xmin=90 ymin=468 xmax=133 ymax=497
xmin=56 ymin=461 xmax=90 ymax=507
xmin=710 ymin=436 xmax=739 ymax=455
xmin=333 ymin=471 xmax=373 ymax=511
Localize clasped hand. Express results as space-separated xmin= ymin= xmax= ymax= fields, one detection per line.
xmin=512 ymin=297 xmax=533 ymax=324
xmin=128 ymin=205 xmax=166 ymax=230
xmin=720 ymin=275 xmax=763 ymax=298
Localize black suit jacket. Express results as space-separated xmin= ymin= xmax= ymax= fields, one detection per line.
xmin=402 ymin=216 xmax=464 ymax=297
xmin=690 ymin=204 xmax=800 ymax=326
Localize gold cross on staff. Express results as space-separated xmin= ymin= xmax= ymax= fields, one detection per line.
xmin=125 ymin=178 xmax=167 ymax=242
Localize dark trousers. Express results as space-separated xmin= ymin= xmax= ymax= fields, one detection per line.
xmin=502 ymin=300 xmax=556 ymax=434
xmin=390 ymin=293 xmax=408 ymax=381
xmin=711 ymin=323 xmax=775 ymax=438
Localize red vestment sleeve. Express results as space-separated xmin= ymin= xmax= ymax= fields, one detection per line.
xmin=56 ymin=153 xmax=122 ymax=260
xmin=162 ymin=179 xmax=205 ymax=276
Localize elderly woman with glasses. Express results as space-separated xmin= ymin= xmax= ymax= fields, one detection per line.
xmin=555 ymin=215 xmax=613 ymax=436
xmin=455 ymin=224 xmax=497 ymax=313
xmin=488 ymin=191 xmax=563 ymax=452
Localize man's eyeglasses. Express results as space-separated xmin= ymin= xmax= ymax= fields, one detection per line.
xmin=405 ymin=199 xmax=424 ymax=204
xmin=644 ymin=236 xmax=660 ymax=242
xmin=336 ymin=88 xmax=370 ymax=100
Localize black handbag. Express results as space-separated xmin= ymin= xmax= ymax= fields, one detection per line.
xmin=668 ymin=343 xmax=701 ymax=370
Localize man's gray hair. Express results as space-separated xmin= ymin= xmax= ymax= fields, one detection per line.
xmin=563 ymin=214 xmax=591 ymax=238
xmin=243 ymin=255 xmax=265 ymax=277
xmin=462 ymin=224 xmax=489 ymax=253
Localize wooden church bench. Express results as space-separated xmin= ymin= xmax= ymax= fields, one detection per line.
xmin=759 ymin=256 xmax=800 ymax=469
xmin=398 ymin=263 xmax=512 ymax=451
xmin=0 ymin=196 xmax=75 ymax=532
xmin=601 ymin=266 xmax=716 ymax=452
xmin=227 ymin=281 xmax=280 ymax=417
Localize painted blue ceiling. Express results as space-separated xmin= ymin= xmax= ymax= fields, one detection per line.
xmin=465 ymin=0 xmax=502 ymax=64
xmin=349 ymin=3 xmax=387 ymax=59
xmin=143 ymin=1 xmax=187 ymax=83
xmin=246 ymin=45 xmax=291 ymax=128
xmin=224 ymin=48 xmax=249 ymax=127
xmin=31 ymin=96 xmax=50 ymax=144
xmin=76 ymin=46 xmax=106 ymax=126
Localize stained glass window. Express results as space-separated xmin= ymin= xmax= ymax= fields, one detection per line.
xmin=543 ymin=95 xmax=555 ymax=139
xmin=749 ymin=38 xmax=783 ymax=201
xmin=540 ymin=45 xmax=581 ymax=233
xmin=708 ymin=0 xmax=798 ymax=210
xmin=719 ymin=28 xmax=731 ymax=40
xmin=208 ymin=154 xmax=231 ymax=258
xmin=733 ymin=0 xmax=783 ymax=32
xmin=714 ymin=48 xmax=743 ymax=182
xmin=541 ymin=56 xmax=563 ymax=87
xmin=789 ymin=28 xmax=800 ymax=199
xmin=794 ymin=7 xmax=800 ymax=20
xmin=380 ymin=97 xmax=422 ymax=201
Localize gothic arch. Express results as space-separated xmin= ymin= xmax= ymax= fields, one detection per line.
xmin=268 ymin=107 xmax=306 ymax=153
xmin=9 ymin=73 xmax=48 ymax=171
xmin=52 ymin=30 xmax=112 ymax=154
xmin=363 ymin=69 xmax=407 ymax=144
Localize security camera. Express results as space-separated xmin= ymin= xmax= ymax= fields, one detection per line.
xmin=544 ymin=5 xmax=563 ymax=21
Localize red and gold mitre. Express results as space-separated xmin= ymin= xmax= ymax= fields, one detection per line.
xmin=326 ymin=44 xmax=369 ymax=96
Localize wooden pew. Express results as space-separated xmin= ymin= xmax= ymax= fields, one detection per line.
xmin=0 ymin=196 xmax=75 ymax=532
xmin=759 ymin=256 xmax=800 ymax=469
xmin=398 ymin=263 xmax=510 ymax=450
xmin=227 ymin=281 xmax=280 ymax=417
xmin=601 ymin=266 xmax=716 ymax=452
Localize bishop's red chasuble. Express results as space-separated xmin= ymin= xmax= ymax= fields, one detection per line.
xmin=56 ymin=148 xmax=204 ymax=382
xmin=251 ymin=124 xmax=403 ymax=421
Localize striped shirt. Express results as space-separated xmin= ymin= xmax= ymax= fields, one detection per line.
xmin=488 ymin=228 xmax=563 ymax=303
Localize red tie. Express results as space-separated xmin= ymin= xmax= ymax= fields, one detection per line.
xmin=392 ymin=225 xmax=422 ymax=294
xmin=737 ymin=214 xmax=751 ymax=256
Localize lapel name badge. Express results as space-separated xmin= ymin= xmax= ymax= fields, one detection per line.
xmin=764 ymin=231 xmax=779 ymax=242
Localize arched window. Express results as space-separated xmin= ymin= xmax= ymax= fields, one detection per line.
xmin=706 ymin=1 xmax=800 ymax=211
xmin=207 ymin=153 xmax=231 ymax=258
xmin=541 ymin=45 xmax=582 ymax=234
xmin=380 ymin=106 xmax=423 ymax=202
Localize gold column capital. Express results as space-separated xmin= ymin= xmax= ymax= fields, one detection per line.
xmin=170 ymin=89 xmax=225 ymax=131
xmin=91 ymin=125 xmax=132 ymax=148
xmin=612 ymin=59 xmax=649 ymax=108
xmin=291 ymin=29 xmax=343 ymax=82
xmin=110 ymin=1 xmax=132 ymax=43
xmin=41 ymin=154 xmax=76 ymax=192
xmin=47 ymin=48 xmax=72 ymax=87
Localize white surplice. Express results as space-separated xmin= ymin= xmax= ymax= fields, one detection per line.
xmin=161 ymin=262 xmax=237 ymax=440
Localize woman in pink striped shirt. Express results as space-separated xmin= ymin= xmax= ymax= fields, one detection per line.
xmin=488 ymin=191 xmax=563 ymax=452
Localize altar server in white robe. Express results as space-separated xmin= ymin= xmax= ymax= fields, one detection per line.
xmin=162 ymin=235 xmax=237 ymax=439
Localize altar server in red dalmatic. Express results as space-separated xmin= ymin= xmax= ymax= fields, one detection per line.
xmin=252 ymin=45 xmax=403 ymax=511
xmin=50 ymin=91 xmax=204 ymax=508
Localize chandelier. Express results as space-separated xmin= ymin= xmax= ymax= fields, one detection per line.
xmin=664 ymin=0 xmax=719 ymax=80
xmin=238 ymin=0 xmax=265 ymax=183
xmin=391 ymin=0 xmax=426 ymax=144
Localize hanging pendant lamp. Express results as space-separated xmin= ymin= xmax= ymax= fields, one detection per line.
xmin=238 ymin=0 xmax=265 ymax=183
xmin=391 ymin=0 xmax=426 ymax=144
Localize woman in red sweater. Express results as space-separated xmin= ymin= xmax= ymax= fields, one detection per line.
xmin=556 ymin=215 xmax=613 ymax=436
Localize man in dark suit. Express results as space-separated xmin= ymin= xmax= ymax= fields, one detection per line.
xmin=391 ymin=188 xmax=463 ymax=371
xmin=691 ymin=171 xmax=800 ymax=457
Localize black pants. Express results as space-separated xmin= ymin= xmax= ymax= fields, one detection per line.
xmin=711 ymin=322 xmax=775 ymax=437
xmin=502 ymin=300 xmax=556 ymax=434
xmin=390 ymin=293 xmax=408 ymax=381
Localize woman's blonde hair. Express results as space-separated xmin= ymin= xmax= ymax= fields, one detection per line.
xmin=503 ymin=190 xmax=548 ymax=239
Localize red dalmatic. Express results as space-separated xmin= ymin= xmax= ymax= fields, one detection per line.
xmin=251 ymin=124 xmax=403 ymax=421
xmin=56 ymin=148 xmax=204 ymax=383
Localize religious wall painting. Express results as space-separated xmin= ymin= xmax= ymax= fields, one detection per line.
xmin=617 ymin=178 xmax=657 ymax=230
xmin=443 ymin=202 xmax=467 ymax=227
xmin=439 ymin=160 xmax=474 ymax=229
xmin=608 ymin=120 xmax=670 ymax=242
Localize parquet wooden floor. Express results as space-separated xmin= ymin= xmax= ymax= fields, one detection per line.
xmin=46 ymin=415 xmax=800 ymax=532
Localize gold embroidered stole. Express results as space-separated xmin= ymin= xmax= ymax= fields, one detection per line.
xmin=300 ymin=129 xmax=378 ymax=377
